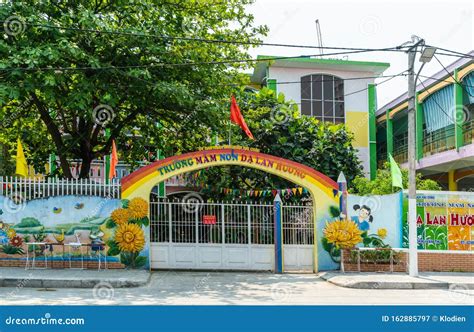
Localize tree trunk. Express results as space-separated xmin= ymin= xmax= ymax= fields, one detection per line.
xmin=78 ymin=154 xmax=93 ymax=179
xmin=58 ymin=153 xmax=73 ymax=179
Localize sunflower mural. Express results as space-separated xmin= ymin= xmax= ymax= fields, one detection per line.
xmin=321 ymin=213 xmax=392 ymax=263
xmin=107 ymin=197 xmax=149 ymax=269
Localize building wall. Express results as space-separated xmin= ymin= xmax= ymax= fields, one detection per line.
xmin=268 ymin=66 xmax=376 ymax=177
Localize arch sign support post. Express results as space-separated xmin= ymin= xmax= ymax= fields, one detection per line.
xmin=121 ymin=147 xmax=339 ymax=272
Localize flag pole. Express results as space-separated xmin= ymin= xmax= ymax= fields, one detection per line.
xmin=228 ymin=121 xmax=231 ymax=145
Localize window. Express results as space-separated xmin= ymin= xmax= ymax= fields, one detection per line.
xmin=300 ymin=74 xmax=345 ymax=123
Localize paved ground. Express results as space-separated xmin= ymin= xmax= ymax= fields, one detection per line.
xmin=0 ymin=267 xmax=150 ymax=288
xmin=1 ymin=271 xmax=472 ymax=305
xmin=320 ymin=271 xmax=474 ymax=289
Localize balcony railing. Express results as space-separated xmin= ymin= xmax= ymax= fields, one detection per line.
xmin=377 ymin=152 xmax=387 ymax=169
xmin=392 ymin=132 xmax=408 ymax=164
xmin=463 ymin=120 xmax=474 ymax=146
xmin=422 ymin=125 xmax=455 ymax=157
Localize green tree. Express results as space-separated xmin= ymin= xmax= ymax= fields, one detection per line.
xmin=349 ymin=162 xmax=441 ymax=195
xmin=0 ymin=0 xmax=266 ymax=177
xmin=196 ymin=88 xmax=363 ymax=198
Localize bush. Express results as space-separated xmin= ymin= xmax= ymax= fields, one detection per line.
xmin=350 ymin=162 xmax=441 ymax=195
xmin=15 ymin=217 xmax=41 ymax=228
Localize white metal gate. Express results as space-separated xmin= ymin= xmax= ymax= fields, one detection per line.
xmin=149 ymin=199 xmax=314 ymax=271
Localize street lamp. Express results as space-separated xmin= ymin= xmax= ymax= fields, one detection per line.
xmin=406 ymin=39 xmax=436 ymax=277
xmin=419 ymin=47 xmax=437 ymax=63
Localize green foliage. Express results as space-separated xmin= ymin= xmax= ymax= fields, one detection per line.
xmin=121 ymin=199 xmax=130 ymax=209
xmin=329 ymin=206 xmax=340 ymax=218
xmin=0 ymin=1 xmax=267 ymax=177
xmin=130 ymin=217 xmax=150 ymax=228
xmin=321 ymin=237 xmax=341 ymax=263
xmin=33 ymin=227 xmax=46 ymax=242
xmin=105 ymin=218 xmax=116 ymax=229
xmin=106 ymin=240 xmax=120 ymax=256
xmin=15 ymin=217 xmax=41 ymax=228
xmin=349 ymin=162 xmax=441 ymax=195
xmin=1 ymin=244 xmax=25 ymax=255
xmin=198 ymin=88 xmax=363 ymax=197
xmin=360 ymin=231 xmax=387 ymax=248
xmin=120 ymin=252 xmax=147 ymax=269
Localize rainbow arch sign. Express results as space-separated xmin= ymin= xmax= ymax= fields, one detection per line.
xmin=121 ymin=147 xmax=340 ymax=271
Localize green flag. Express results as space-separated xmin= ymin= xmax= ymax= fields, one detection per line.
xmin=389 ymin=153 xmax=403 ymax=189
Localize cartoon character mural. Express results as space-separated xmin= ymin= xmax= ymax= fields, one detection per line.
xmin=321 ymin=192 xmax=403 ymax=264
xmin=350 ymin=204 xmax=374 ymax=231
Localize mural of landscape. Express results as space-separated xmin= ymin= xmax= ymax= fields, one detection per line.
xmin=0 ymin=195 xmax=150 ymax=269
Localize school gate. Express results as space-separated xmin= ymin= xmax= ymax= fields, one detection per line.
xmin=149 ymin=199 xmax=314 ymax=271
xmin=121 ymin=147 xmax=339 ymax=272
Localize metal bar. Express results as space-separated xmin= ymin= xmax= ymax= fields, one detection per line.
xmin=221 ymin=203 xmax=225 ymax=244
xmin=247 ymin=205 xmax=251 ymax=245
xmin=168 ymin=202 xmax=172 ymax=243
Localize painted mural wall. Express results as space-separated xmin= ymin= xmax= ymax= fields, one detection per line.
xmin=402 ymin=191 xmax=474 ymax=251
xmin=320 ymin=192 xmax=402 ymax=269
xmin=0 ymin=195 xmax=150 ymax=269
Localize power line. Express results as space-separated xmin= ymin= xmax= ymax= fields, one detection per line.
xmin=0 ymin=20 xmax=409 ymax=53
xmin=433 ymin=54 xmax=473 ymax=97
xmin=418 ymin=74 xmax=474 ymax=88
xmin=425 ymin=45 xmax=474 ymax=59
xmin=5 ymin=21 xmax=471 ymax=59
xmin=0 ymin=49 xmax=395 ymax=72
xmin=12 ymin=73 xmax=407 ymax=89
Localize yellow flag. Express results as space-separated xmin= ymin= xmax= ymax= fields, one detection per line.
xmin=15 ymin=138 xmax=28 ymax=177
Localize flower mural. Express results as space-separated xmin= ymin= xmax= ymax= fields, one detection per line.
xmin=111 ymin=208 xmax=132 ymax=225
xmin=10 ymin=235 xmax=23 ymax=247
xmin=377 ymin=228 xmax=387 ymax=239
xmin=127 ymin=197 xmax=148 ymax=220
xmin=6 ymin=228 xmax=16 ymax=239
xmin=107 ymin=198 xmax=149 ymax=269
xmin=323 ymin=220 xmax=363 ymax=249
xmin=0 ymin=230 xmax=9 ymax=245
xmin=115 ymin=223 xmax=145 ymax=253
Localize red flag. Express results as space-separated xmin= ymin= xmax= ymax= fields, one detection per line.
xmin=109 ymin=140 xmax=118 ymax=180
xmin=230 ymin=95 xmax=254 ymax=140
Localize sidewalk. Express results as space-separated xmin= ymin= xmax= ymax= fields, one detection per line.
xmin=319 ymin=271 xmax=474 ymax=289
xmin=0 ymin=267 xmax=150 ymax=288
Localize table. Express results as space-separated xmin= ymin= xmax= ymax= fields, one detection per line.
xmin=25 ymin=242 xmax=48 ymax=270
xmin=64 ymin=242 xmax=85 ymax=269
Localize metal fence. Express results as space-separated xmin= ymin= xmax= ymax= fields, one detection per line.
xmin=150 ymin=199 xmax=313 ymax=246
xmin=0 ymin=176 xmax=121 ymax=200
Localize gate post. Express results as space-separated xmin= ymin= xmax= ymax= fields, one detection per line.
xmin=273 ymin=194 xmax=283 ymax=274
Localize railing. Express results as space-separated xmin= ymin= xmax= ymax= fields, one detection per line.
xmin=377 ymin=151 xmax=387 ymax=169
xmin=149 ymin=199 xmax=313 ymax=246
xmin=392 ymin=146 xmax=408 ymax=164
xmin=341 ymin=247 xmax=407 ymax=273
xmin=0 ymin=177 xmax=121 ymax=200
xmin=392 ymin=132 xmax=408 ymax=164
xmin=463 ymin=119 xmax=474 ymax=146
xmin=422 ymin=125 xmax=455 ymax=156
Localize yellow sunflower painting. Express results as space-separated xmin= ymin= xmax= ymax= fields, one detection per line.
xmin=323 ymin=220 xmax=362 ymax=249
xmin=111 ymin=208 xmax=132 ymax=225
xmin=128 ymin=198 xmax=148 ymax=220
xmin=115 ymin=223 xmax=145 ymax=253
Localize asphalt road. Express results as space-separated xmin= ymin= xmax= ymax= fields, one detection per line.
xmin=0 ymin=271 xmax=472 ymax=305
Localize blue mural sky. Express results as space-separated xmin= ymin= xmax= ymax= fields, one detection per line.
xmin=0 ymin=196 xmax=121 ymax=226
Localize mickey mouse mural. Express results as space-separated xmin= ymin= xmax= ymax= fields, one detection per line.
xmin=350 ymin=204 xmax=373 ymax=231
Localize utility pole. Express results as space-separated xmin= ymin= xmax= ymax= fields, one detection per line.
xmin=406 ymin=37 xmax=424 ymax=277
